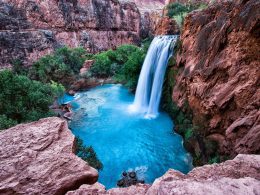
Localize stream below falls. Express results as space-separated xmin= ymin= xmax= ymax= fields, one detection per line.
xmin=65 ymin=84 xmax=193 ymax=189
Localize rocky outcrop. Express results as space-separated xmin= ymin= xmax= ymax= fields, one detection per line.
xmin=166 ymin=0 xmax=212 ymax=4
xmin=0 ymin=117 xmax=98 ymax=195
xmin=153 ymin=16 xmax=180 ymax=35
xmin=67 ymin=154 xmax=260 ymax=195
xmin=121 ymin=0 xmax=166 ymax=13
xmin=0 ymin=0 xmax=141 ymax=67
xmin=173 ymin=0 xmax=260 ymax=157
xmin=146 ymin=154 xmax=260 ymax=195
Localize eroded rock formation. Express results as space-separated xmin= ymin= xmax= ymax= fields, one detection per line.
xmin=121 ymin=0 xmax=166 ymax=13
xmin=0 ymin=0 xmax=141 ymax=67
xmin=173 ymin=0 xmax=260 ymax=157
xmin=67 ymin=154 xmax=260 ymax=195
xmin=0 ymin=117 xmax=98 ymax=195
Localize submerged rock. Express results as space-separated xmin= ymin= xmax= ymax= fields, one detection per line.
xmin=0 ymin=117 xmax=98 ymax=195
xmin=117 ymin=170 xmax=144 ymax=187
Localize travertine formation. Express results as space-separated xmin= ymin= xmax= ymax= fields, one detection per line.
xmin=0 ymin=0 xmax=141 ymax=67
xmin=173 ymin=0 xmax=260 ymax=156
xmin=121 ymin=0 xmax=166 ymax=13
xmin=0 ymin=117 xmax=98 ymax=195
xmin=67 ymin=154 xmax=260 ymax=195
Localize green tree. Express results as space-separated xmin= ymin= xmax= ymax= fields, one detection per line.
xmin=75 ymin=136 xmax=103 ymax=170
xmin=0 ymin=70 xmax=63 ymax=129
xmin=29 ymin=47 xmax=90 ymax=86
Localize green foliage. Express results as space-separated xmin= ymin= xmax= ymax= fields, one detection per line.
xmin=115 ymin=48 xmax=145 ymax=89
xmin=184 ymin=128 xmax=194 ymax=140
xmin=167 ymin=2 xmax=207 ymax=27
xmin=50 ymin=81 xmax=65 ymax=98
xmin=0 ymin=115 xmax=17 ymax=130
xmin=55 ymin=47 xmax=89 ymax=74
xmin=90 ymin=44 xmax=146 ymax=89
xmin=0 ymin=70 xmax=61 ymax=129
xmin=208 ymin=155 xmax=220 ymax=164
xmin=90 ymin=51 xmax=113 ymax=77
xmin=11 ymin=59 xmax=28 ymax=76
xmin=29 ymin=47 xmax=90 ymax=86
xmin=75 ymin=136 xmax=103 ymax=170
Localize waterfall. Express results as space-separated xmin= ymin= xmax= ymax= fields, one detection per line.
xmin=130 ymin=35 xmax=178 ymax=118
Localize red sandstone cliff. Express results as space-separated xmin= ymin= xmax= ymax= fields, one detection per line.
xmin=0 ymin=0 xmax=141 ymax=67
xmin=173 ymin=0 xmax=260 ymax=157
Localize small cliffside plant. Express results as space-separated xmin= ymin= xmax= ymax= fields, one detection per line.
xmin=75 ymin=136 xmax=103 ymax=170
xmin=167 ymin=2 xmax=207 ymax=27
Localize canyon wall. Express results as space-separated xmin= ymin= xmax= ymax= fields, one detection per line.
xmin=173 ymin=0 xmax=260 ymax=158
xmin=0 ymin=117 xmax=98 ymax=195
xmin=0 ymin=0 xmax=141 ymax=67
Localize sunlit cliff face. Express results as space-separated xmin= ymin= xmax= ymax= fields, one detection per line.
xmin=120 ymin=0 xmax=167 ymax=13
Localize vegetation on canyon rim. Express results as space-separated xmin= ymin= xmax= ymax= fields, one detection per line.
xmin=167 ymin=2 xmax=207 ymax=27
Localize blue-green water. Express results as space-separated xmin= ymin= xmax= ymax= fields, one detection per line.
xmin=66 ymin=84 xmax=192 ymax=189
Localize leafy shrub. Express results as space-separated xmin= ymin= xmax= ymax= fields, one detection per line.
xmin=0 ymin=115 xmax=17 ymax=130
xmin=90 ymin=44 xmax=146 ymax=89
xmin=75 ymin=136 xmax=103 ymax=170
xmin=184 ymin=128 xmax=194 ymax=140
xmin=208 ymin=155 xmax=220 ymax=164
xmin=90 ymin=51 xmax=113 ymax=77
xmin=115 ymin=48 xmax=145 ymax=89
xmin=11 ymin=59 xmax=28 ymax=76
xmin=167 ymin=2 xmax=207 ymax=27
xmin=29 ymin=47 xmax=90 ymax=86
xmin=0 ymin=70 xmax=64 ymax=129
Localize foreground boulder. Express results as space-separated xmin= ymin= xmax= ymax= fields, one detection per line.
xmin=0 ymin=117 xmax=98 ymax=195
xmin=67 ymin=154 xmax=260 ymax=195
xmin=146 ymin=154 xmax=260 ymax=195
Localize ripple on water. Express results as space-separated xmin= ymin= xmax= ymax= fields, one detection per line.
xmin=65 ymin=84 xmax=193 ymax=189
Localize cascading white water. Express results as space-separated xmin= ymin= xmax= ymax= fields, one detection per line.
xmin=130 ymin=35 xmax=178 ymax=118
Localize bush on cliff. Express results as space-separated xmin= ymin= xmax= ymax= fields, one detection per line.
xmin=167 ymin=2 xmax=207 ymax=27
xmin=29 ymin=47 xmax=90 ymax=87
xmin=90 ymin=44 xmax=146 ymax=89
xmin=75 ymin=136 xmax=103 ymax=170
xmin=0 ymin=70 xmax=64 ymax=130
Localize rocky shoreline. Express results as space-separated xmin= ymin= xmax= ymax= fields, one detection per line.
xmin=0 ymin=118 xmax=259 ymax=195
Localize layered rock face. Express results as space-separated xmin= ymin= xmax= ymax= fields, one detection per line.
xmin=0 ymin=117 xmax=98 ymax=195
xmin=166 ymin=0 xmax=212 ymax=4
xmin=67 ymin=154 xmax=260 ymax=195
xmin=173 ymin=0 xmax=260 ymax=156
xmin=121 ymin=0 xmax=166 ymax=13
xmin=0 ymin=0 xmax=141 ymax=67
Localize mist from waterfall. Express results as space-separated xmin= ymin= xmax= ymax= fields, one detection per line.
xmin=130 ymin=35 xmax=178 ymax=118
